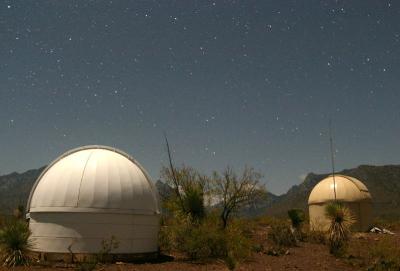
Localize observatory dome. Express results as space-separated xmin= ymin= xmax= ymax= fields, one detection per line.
xmin=308 ymin=175 xmax=372 ymax=231
xmin=27 ymin=145 xmax=160 ymax=256
xmin=308 ymin=175 xmax=371 ymax=205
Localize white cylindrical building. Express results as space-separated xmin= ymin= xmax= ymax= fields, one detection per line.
xmin=308 ymin=174 xmax=372 ymax=232
xmin=26 ymin=145 xmax=160 ymax=258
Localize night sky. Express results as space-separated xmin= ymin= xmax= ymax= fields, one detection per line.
xmin=1 ymin=1 xmax=400 ymax=194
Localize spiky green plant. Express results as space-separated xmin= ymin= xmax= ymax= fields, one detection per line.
xmin=288 ymin=209 xmax=305 ymax=229
xmin=0 ymin=218 xmax=32 ymax=266
xmin=324 ymin=202 xmax=354 ymax=256
xmin=288 ymin=209 xmax=305 ymax=241
xmin=183 ymin=186 xmax=205 ymax=221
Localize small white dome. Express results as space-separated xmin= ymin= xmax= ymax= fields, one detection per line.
xmin=27 ymin=145 xmax=159 ymax=215
xmin=308 ymin=174 xmax=372 ymax=205
xmin=308 ymin=174 xmax=373 ymax=231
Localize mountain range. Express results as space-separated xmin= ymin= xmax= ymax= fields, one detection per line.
xmin=1 ymin=164 xmax=399 ymax=219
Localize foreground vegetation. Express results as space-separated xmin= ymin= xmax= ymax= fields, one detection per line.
xmin=0 ymin=212 xmax=31 ymax=267
xmin=157 ymin=151 xmax=400 ymax=270
xmin=0 ymin=209 xmax=398 ymax=270
xmin=158 ymin=163 xmax=265 ymax=269
xmin=0 ymin=160 xmax=399 ymax=270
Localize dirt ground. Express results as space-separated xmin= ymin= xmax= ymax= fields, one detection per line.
xmin=0 ymin=245 xmax=360 ymax=271
xmin=1 ymin=228 xmax=398 ymax=271
xmin=238 ymin=242 xmax=357 ymax=271
xmin=0 ymin=245 xmax=358 ymax=271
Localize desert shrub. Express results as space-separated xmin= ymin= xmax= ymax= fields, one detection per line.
xmin=159 ymin=212 xmax=251 ymax=268
xmin=366 ymin=236 xmax=400 ymax=271
xmin=288 ymin=209 xmax=305 ymax=229
xmin=224 ymin=253 xmax=236 ymax=271
xmin=97 ymin=235 xmax=119 ymax=262
xmin=76 ymin=261 xmax=97 ymax=271
xmin=287 ymin=209 xmax=305 ymax=241
xmin=267 ymin=219 xmax=296 ymax=254
xmin=325 ymin=202 xmax=354 ymax=256
xmin=179 ymin=218 xmax=226 ymax=259
xmin=0 ymin=218 xmax=32 ymax=266
xmin=74 ymin=236 xmax=119 ymax=270
xmin=224 ymin=219 xmax=252 ymax=261
xmin=158 ymin=220 xmax=174 ymax=253
xmin=254 ymin=215 xmax=276 ymax=227
xmin=305 ymin=228 xmax=326 ymax=245
xmin=304 ymin=218 xmax=327 ymax=244
xmin=160 ymin=166 xmax=208 ymax=221
xmin=159 ymin=163 xmax=259 ymax=269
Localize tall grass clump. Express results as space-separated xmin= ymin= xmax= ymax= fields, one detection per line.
xmin=325 ymin=202 xmax=354 ymax=256
xmin=0 ymin=218 xmax=32 ymax=266
xmin=366 ymin=236 xmax=400 ymax=271
xmin=267 ymin=219 xmax=296 ymax=255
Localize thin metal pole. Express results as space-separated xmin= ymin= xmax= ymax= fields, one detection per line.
xmin=329 ymin=119 xmax=337 ymax=201
xmin=163 ymin=132 xmax=185 ymax=212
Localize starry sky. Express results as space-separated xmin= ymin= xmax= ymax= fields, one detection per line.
xmin=1 ymin=0 xmax=400 ymax=194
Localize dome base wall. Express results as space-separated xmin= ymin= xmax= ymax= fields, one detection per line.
xmin=309 ymin=201 xmax=372 ymax=232
xmin=28 ymin=212 xmax=159 ymax=254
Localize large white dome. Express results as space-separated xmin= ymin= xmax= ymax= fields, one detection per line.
xmin=27 ymin=145 xmax=159 ymax=215
xmin=27 ymin=146 xmax=160 ymax=255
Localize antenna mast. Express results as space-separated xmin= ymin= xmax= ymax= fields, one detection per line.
xmin=329 ymin=119 xmax=337 ymax=201
xmin=163 ymin=132 xmax=185 ymax=212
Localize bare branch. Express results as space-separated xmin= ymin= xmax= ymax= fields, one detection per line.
xmin=212 ymin=166 xmax=266 ymax=228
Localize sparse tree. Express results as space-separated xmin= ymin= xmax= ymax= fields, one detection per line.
xmin=212 ymin=167 xmax=266 ymax=229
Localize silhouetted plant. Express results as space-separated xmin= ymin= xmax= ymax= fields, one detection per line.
xmin=288 ymin=209 xmax=305 ymax=229
xmin=325 ymin=202 xmax=354 ymax=256
xmin=183 ymin=185 xmax=205 ymax=221
xmin=288 ymin=209 xmax=305 ymax=240
xmin=0 ymin=218 xmax=32 ymax=266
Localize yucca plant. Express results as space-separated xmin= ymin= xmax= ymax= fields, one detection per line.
xmin=288 ymin=209 xmax=305 ymax=229
xmin=0 ymin=218 xmax=32 ymax=266
xmin=288 ymin=209 xmax=305 ymax=241
xmin=183 ymin=186 xmax=205 ymax=221
xmin=324 ymin=202 xmax=354 ymax=256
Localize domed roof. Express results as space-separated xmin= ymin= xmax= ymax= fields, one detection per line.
xmin=27 ymin=145 xmax=159 ymax=215
xmin=308 ymin=174 xmax=372 ymax=205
